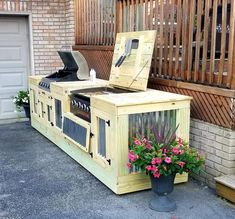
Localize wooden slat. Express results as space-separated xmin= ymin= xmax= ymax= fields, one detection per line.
xmin=218 ymin=0 xmax=228 ymax=85
xmin=227 ymin=0 xmax=235 ymax=88
xmin=194 ymin=0 xmax=203 ymax=82
xmin=149 ymin=0 xmax=153 ymax=30
xmin=174 ymin=0 xmax=182 ymax=79
xmin=180 ymin=0 xmax=188 ymax=80
xmin=158 ymin=0 xmax=164 ymax=76
xmin=123 ymin=0 xmax=126 ymax=32
xmin=186 ymin=0 xmax=196 ymax=81
xmin=154 ymin=0 xmax=159 ymax=76
xmin=136 ymin=0 xmax=139 ymax=31
xmin=139 ymin=0 xmax=143 ymax=30
xmin=163 ymin=0 xmax=169 ymax=76
xmin=127 ymin=0 xmax=130 ymax=31
xmin=209 ymin=0 xmax=218 ymax=84
xmin=112 ymin=0 xmax=116 ymax=44
xmin=145 ymin=0 xmax=148 ymax=30
xmin=86 ymin=0 xmax=89 ymax=44
xmin=168 ymin=0 xmax=175 ymax=78
xmin=201 ymin=0 xmax=210 ymax=83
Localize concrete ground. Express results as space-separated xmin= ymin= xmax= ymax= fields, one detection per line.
xmin=0 ymin=122 xmax=235 ymax=219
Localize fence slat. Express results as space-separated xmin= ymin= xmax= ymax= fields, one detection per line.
xmin=201 ymin=0 xmax=210 ymax=83
xmin=194 ymin=0 xmax=203 ymax=82
xmin=174 ymin=0 xmax=182 ymax=79
xmin=158 ymin=0 xmax=164 ymax=76
xmin=163 ymin=0 xmax=169 ymax=76
xmin=181 ymin=0 xmax=188 ymax=80
xmin=144 ymin=0 xmax=148 ymax=30
xmin=227 ymin=0 xmax=235 ymax=87
xmin=154 ymin=0 xmax=159 ymax=76
xmin=209 ymin=0 xmax=218 ymax=84
xmin=149 ymin=0 xmax=153 ymax=30
xmin=168 ymin=0 xmax=175 ymax=78
xmin=186 ymin=0 xmax=196 ymax=81
xmin=218 ymin=0 xmax=228 ymax=85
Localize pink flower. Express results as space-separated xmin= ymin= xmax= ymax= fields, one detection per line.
xmin=151 ymin=158 xmax=158 ymax=165
xmin=153 ymin=172 xmax=161 ymax=178
xmin=164 ymin=157 xmax=172 ymax=164
xmin=134 ymin=139 xmax=141 ymax=145
xmin=179 ymin=149 xmax=184 ymax=155
xmin=151 ymin=165 xmax=158 ymax=172
xmin=163 ymin=148 xmax=167 ymax=154
xmin=156 ymin=157 xmax=162 ymax=164
xmin=172 ymin=147 xmax=179 ymax=155
xmin=178 ymin=161 xmax=186 ymax=168
xmin=178 ymin=138 xmax=183 ymax=146
xmin=146 ymin=165 xmax=152 ymax=171
xmin=127 ymin=163 xmax=131 ymax=169
xmin=146 ymin=143 xmax=152 ymax=151
xmin=128 ymin=151 xmax=138 ymax=162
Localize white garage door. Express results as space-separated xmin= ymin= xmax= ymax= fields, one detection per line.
xmin=0 ymin=16 xmax=30 ymax=120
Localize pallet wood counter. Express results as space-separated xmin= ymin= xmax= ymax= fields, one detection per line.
xmin=29 ymin=31 xmax=192 ymax=194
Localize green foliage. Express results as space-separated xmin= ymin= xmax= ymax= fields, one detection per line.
xmin=13 ymin=90 xmax=30 ymax=112
xmin=128 ymin=133 xmax=205 ymax=179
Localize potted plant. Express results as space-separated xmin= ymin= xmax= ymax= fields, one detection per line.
xmin=13 ymin=90 xmax=30 ymax=118
xmin=127 ymin=124 xmax=204 ymax=212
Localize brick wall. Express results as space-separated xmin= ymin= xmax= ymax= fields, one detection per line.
xmin=190 ymin=118 xmax=235 ymax=188
xmin=0 ymin=0 xmax=75 ymax=75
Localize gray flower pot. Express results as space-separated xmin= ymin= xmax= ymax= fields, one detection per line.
xmin=149 ymin=174 xmax=176 ymax=212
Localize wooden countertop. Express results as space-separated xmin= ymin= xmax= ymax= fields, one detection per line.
xmin=92 ymin=89 xmax=192 ymax=107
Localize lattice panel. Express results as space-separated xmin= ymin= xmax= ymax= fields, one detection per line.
xmin=148 ymin=82 xmax=234 ymax=129
xmin=77 ymin=49 xmax=113 ymax=80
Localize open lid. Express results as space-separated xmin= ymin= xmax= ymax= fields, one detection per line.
xmin=109 ymin=30 xmax=156 ymax=91
xmin=58 ymin=51 xmax=89 ymax=80
xmin=58 ymin=51 xmax=78 ymax=71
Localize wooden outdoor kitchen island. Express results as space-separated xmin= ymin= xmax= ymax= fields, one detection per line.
xmin=29 ymin=31 xmax=192 ymax=194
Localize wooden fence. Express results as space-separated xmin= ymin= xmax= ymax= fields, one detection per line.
xmin=75 ymin=0 xmax=235 ymax=89
xmin=75 ymin=0 xmax=116 ymax=45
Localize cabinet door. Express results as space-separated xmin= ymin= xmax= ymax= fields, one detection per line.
xmin=92 ymin=109 xmax=113 ymax=167
xmin=29 ymin=87 xmax=38 ymax=115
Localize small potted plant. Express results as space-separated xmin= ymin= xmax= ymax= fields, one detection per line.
xmin=127 ymin=124 xmax=204 ymax=212
xmin=13 ymin=90 xmax=30 ymax=118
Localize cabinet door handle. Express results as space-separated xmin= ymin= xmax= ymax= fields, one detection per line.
xmin=107 ymin=159 xmax=111 ymax=165
xmin=106 ymin=120 xmax=110 ymax=126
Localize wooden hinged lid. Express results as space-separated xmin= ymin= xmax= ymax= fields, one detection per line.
xmin=109 ymin=30 xmax=156 ymax=91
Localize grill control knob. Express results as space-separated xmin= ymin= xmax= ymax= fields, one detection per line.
xmin=83 ymin=103 xmax=87 ymax=111
xmin=71 ymin=100 xmax=76 ymax=106
xmin=79 ymin=102 xmax=83 ymax=109
xmin=86 ymin=106 xmax=90 ymax=112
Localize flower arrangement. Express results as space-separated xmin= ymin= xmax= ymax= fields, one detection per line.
xmin=127 ymin=124 xmax=204 ymax=179
xmin=13 ymin=90 xmax=30 ymax=111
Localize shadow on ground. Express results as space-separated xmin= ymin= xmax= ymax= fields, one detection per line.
xmin=0 ymin=122 xmax=234 ymax=219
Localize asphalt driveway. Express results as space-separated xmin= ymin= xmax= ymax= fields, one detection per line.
xmin=0 ymin=121 xmax=235 ymax=219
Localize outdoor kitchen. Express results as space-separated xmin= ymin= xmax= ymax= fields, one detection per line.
xmin=29 ymin=30 xmax=192 ymax=194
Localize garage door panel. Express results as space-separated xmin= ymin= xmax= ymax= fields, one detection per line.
xmin=1 ymin=99 xmax=15 ymax=113
xmin=0 ymin=16 xmax=29 ymax=120
xmin=0 ymin=73 xmax=23 ymax=87
xmin=0 ymin=98 xmax=24 ymax=119
xmin=0 ymin=47 xmax=21 ymax=61
xmin=0 ymin=20 xmax=19 ymax=34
